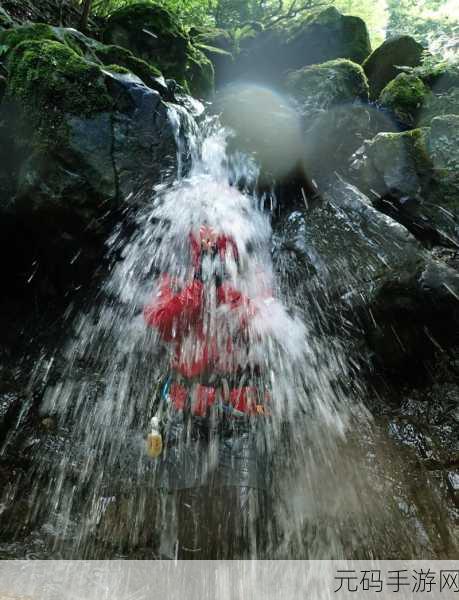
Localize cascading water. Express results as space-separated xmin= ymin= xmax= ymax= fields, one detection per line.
xmin=1 ymin=96 xmax=454 ymax=561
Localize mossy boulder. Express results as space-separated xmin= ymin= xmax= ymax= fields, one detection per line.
xmin=0 ymin=23 xmax=170 ymax=95
xmin=379 ymin=73 xmax=429 ymax=128
xmin=217 ymin=6 xmax=371 ymax=86
xmin=378 ymin=59 xmax=459 ymax=128
xmin=0 ymin=36 xmax=177 ymax=290
xmin=103 ymin=2 xmax=213 ymax=96
xmin=415 ymin=60 xmax=459 ymax=92
xmin=363 ymin=35 xmax=424 ymax=100
xmin=6 ymin=39 xmax=113 ymax=130
xmin=286 ymin=60 xmax=389 ymax=182
xmin=286 ymin=59 xmax=369 ymax=116
xmin=351 ymin=120 xmax=459 ymax=245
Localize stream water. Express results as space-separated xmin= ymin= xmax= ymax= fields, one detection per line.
xmin=0 ymin=97 xmax=457 ymax=560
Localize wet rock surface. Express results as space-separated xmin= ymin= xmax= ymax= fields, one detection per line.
xmin=351 ymin=119 xmax=459 ymax=247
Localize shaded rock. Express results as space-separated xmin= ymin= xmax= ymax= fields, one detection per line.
xmin=365 ymin=257 xmax=459 ymax=370
xmin=219 ymin=6 xmax=371 ymax=86
xmin=273 ymin=177 xmax=423 ymax=297
xmin=189 ymin=26 xmax=234 ymax=88
xmin=103 ymin=2 xmax=213 ymax=97
xmin=351 ymin=121 xmax=459 ymax=246
xmin=363 ymin=35 xmax=424 ymax=100
xmin=418 ymin=86 xmax=459 ymax=126
xmin=0 ymin=37 xmax=178 ymax=291
xmin=379 ymin=73 xmax=429 ymax=129
xmin=286 ymin=59 xmax=369 ymax=116
xmin=285 ymin=59 xmax=378 ymax=182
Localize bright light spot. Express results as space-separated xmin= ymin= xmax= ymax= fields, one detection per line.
xmin=215 ymin=83 xmax=303 ymax=180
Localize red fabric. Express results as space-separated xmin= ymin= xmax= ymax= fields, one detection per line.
xmin=170 ymin=383 xmax=216 ymax=416
xmin=230 ymin=387 xmax=258 ymax=415
xmin=170 ymin=383 xmax=262 ymax=416
xmin=144 ymin=277 xmax=255 ymax=377
xmin=191 ymin=384 xmax=217 ymax=416
xmin=189 ymin=231 xmax=239 ymax=270
xmin=170 ymin=383 xmax=188 ymax=411
xmin=143 ymin=276 xmax=203 ymax=342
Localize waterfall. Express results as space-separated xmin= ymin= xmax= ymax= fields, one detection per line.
xmin=4 ymin=98 xmax=428 ymax=560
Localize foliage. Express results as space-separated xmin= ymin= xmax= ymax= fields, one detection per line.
xmin=75 ymin=0 xmax=458 ymax=56
xmin=386 ymin=0 xmax=459 ymax=55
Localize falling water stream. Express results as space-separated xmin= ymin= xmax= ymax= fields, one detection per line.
xmin=0 ymin=97 xmax=457 ymax=561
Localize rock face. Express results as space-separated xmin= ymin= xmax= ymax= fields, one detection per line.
xmin=363 ymin=35 xmax=424 ymax=100
xmin=103 ymin=3 xmax=214 ymax=97
xmin=351 ymin=120 xmax=459 ymax=246
xmin=215 ymin=7 xmax=371 ymax=86
xmin=365 ymin=254 xmax=459 ymax=369
xmin=275 ymin=177 xmax=459 ymax=371
xmin=275 ymin=177 xmax=423 ymax=295
xmin=0 ymin=33 xmax=178 ymax=291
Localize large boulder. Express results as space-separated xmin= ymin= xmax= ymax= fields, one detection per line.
xmin=286 ymin=59 xmax=369 ymax=116
xmin=103 ymin=2 xmax=214 ymax=97
xmin=351 ymin=118 xmax=459 ymax=246
xmin=378 ymin=61 xmax=459 ymax=129
xmin=0 ymin=23 xmax=171 ymax=97
xmin=285 ymin=59 xmax=374 ymax=181
xmin=274 ymin=177 xmax=423 ymax=296
xmin=379 ymin=73 xmax=429 ymax=129
xmin=275 ymin=177 xmax=459 ymax=371
xmin=216 ymin=7 xmax=371 ymax=86
xmin=0 ymin=36 xmax=178 ymax=291
xmin=363 ymin=35 xmax=424 ymax=100
xmin=364 ymin=254 xmax=459 ymax=369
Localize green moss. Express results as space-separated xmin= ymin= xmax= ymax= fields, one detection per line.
xmin=103 ymin=2 xmax=190 ymax=87
xmin=103 ymin=3 xmax=214 ymax=97
xmin=106 ymin=2 xmax=186 ymax=40
xmin=185 ymin=44 xmax=214 ymax=97
xmin=104 ymin=64 xmax=129 ymax=74
xmin=0 ymin=23 xmax=58 ymax=50
xmin=379 ymin=73 xmax=428 ymax=127
xmin=95 ymin=44 xmax=163 ymax=85
xmin=286 ymin=58 xmax=369 ymax=114
xmin=6 ymin=39 xmax=112 ymax=150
